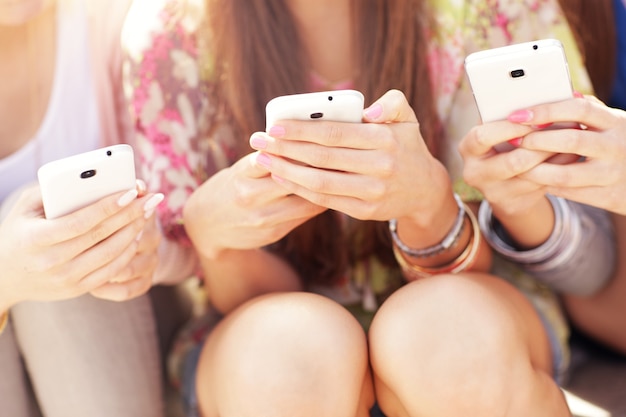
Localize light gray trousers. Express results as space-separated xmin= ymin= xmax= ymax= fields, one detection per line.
xmin=0 ymin=294 xmax=164 ymax=417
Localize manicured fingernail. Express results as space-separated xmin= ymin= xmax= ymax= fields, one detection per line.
xmin=508 ymin=109 xmax=534 ymax=123
xmin=573 ymin=91 xmax=584 ymax=98
xmin=250 ymin=136 xmax=268 ymax=149
xmin=118 ymin=189 xmax=138 ymax=207
xmin=508 ymin=137 xmax=523 ymax=147
xmin=268 ymin=126 xmax=285 ymax=137
xmin=256 ymin=153 xmax=271 ymax=169
xmin=143 ymin=193 xmax=164 ymax=217
xmin=364 ymin=103 xmax=383 ymax=120
xmin=533 ymin=123 xmax=553 ymax=129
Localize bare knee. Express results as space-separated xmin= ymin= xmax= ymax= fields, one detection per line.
xmin=197 ymin=292 xmax=372 ymax=417
xmin=369 ymin=274 xmax=553 ymax=415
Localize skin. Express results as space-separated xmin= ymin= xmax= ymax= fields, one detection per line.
xmin=514 ymin=96 xmax=626 ymax=215
xmin=178 ymin=1 xmax=570 ymax=415
xmin=505 ymin=96 xmax=626 ymax=353
xmin=0 ymin=0 xmax=163 ymax=310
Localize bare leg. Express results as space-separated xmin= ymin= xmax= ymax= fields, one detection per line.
xmin=195 ymin=292 xmax=375 ymax=417
xmin=563 ymin=213 xmax=626 ymax=354
xmin=11 ymin=293 xmax=163 ymax=417
xmin=0 ymin=321 xmax=40 ymax=417
xmin=369 ymin=273 xmax=571 ymax=417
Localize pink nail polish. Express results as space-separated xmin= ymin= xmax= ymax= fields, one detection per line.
xmin=250 ymin=136 xmax=267 ymax=149
xmin=508 ymin=137 xmax=523 ymax=147
xmin=508 ymin=110 xmax=534 ymax=123
xmin=364 ymin=103 xmax=383 ymax=120
xmin=117 ymin=189 xmax=138 ymax=207
xmin=256 ymin=153 xmax=271 ymax=168
xmin=143 ymin=193 xmax=164 ymax=213
xmin=268 ymin=126 xmax=286 ymax=137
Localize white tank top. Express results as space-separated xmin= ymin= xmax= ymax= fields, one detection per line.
xmin=0 ymin=0 xmax=100 ymax=203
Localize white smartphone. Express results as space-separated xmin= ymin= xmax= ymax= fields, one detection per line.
xmin=465 ymin=39 xmax=574 ymax=151
xmin=37 ymin=144 xmax=137 ymax=219
xmin=265 ymin=89 xmax=365 ymax=129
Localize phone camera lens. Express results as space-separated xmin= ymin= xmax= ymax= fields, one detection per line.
xmin=328 ymin=96 xmax=333 ymax=101
xmin=310 ymin=112 xmax=324 ymax=119
xmin=532 ymin=44 xmax=538 ymax=50
xmin=80 ymin=169 xmax=97 ymax=179
xmin=106 ymin=150 xmax=112 ymax=156
xmin=510 ymin=69 xmax=525 ymax=78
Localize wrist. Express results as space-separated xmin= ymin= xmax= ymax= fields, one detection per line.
xmin=391 ymin=199 xmax=482 ymax=279
xmin=393 ymin=188 xmax=460 ymax=250
xmin=478 ymin=195 xmax=580 ymax=267
xmin=490 ymin=197 xmax=555 ymax=249
xmin=182 ymin=195 xmax=223 ymax=260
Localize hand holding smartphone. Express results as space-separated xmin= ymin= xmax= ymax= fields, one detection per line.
xmin=464 ymin=39 xmax=575 ymax=152
xmin=265 ymin=89 xmax=364 ymax=128
xmin=37 ymin=144 xmax=137 ymax=219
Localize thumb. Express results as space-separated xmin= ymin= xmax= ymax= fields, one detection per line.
xmin=363 ymin=89 xmax=418 ymax=124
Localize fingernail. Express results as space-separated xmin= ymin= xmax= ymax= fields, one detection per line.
xmin=250 ymin=136 xmax=268 ymax=149
xmin=364 ymin=103 xmax=382 ymax=120
xmin=135 ymin=179 xmax=147 ymax=196
xmin=573 ymin=91 xmax=584 ymax=98
xmin=533 ymin=123 xmax=553 ymax=129
xmin=143 ymin=193 xmax=164 ymax=216
xmin=508 ymin=137 xmax=523 ymax=147
xmin=268 ymin=126 xmax=285 ymax=137
xmin=118 ymin=189 xmax=138 ymax=207
xmin=508 ymin=109 xmax=534 ymax=123
xmin=272 ymin=174 xmax=285 ymax=183
xmin=256 ymin=153 xmax=271 ymax=169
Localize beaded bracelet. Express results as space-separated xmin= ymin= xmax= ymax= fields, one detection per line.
xmin=389 ymin=193 xmax=466 ymax=258
xmin=0 ymin=311 xmax=8 ymax=336
xmin=392 ymin=202 xmax=481 ymax=280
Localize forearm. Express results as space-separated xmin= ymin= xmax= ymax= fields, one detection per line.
xmin=199 ymin=248 xmax=303 ymax=314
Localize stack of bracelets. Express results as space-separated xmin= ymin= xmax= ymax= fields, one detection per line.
xmin=389 ymin=193 xmax=481 ymax=280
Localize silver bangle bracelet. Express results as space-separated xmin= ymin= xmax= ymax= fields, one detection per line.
xmin=477 ymin=195 xmax=581 ymax=268
xmin=389 ymin=193 xmax=466 ymax=258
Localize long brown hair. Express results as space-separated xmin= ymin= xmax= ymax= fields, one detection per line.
xmin=558 ymin=0 xmax=616 ymax=101
xmin=201 ymin=0 xmax=438 ymax=286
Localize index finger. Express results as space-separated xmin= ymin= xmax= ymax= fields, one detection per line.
xmin=459 ymin=120 xmax=533 ymax=157
xmin=363 ymin=89 xmax=418 ymax=124
xmin=38 ymin=188 xmax=140 ymax=245
xmin=512 ymin=96 xmax=619 ymax=131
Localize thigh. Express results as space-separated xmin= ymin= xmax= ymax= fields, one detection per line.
xmin=369 ymin=273 xmax=569 ymax=417
xmin=12 ymin=293 xmax=163 ymax=417
xmin=0 ymin=321 xmax=40 ymax=417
